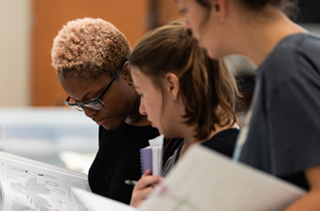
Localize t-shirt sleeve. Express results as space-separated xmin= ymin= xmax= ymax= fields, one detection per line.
xmin=267 ymin=74 xmax=320 ymax=176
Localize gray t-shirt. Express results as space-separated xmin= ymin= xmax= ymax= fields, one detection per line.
xmin=237 ymin=33 xmax=320 ymax=190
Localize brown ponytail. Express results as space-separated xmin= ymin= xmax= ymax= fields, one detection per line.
xmin=130 ymin=21 xmax=240 ymax=141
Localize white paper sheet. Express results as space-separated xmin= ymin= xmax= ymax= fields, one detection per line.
xmin=72 ymin=188 xmax=137 ymax=211
xmin=139 ymin=145 xmax=306 ymax=211
xmin=0 ymin=151 xmax=89 ymax=211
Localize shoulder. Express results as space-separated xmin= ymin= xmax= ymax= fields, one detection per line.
xmin=99 ymin=123 xmax=159 ymax=136
xmin=271 ymin=33 xmax=320 ymax=56
xmin=98 ymin=124 xmax=159 ymax=147
xmin=201 ymin=128 xmax=239 ymax=158
xmin=264 ymin=33 xmax=320 ymax=69
xmin=259 ymin=33 xmax=320 ymax=93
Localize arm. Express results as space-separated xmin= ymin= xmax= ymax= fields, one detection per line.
xmin=130 ymin=170 xmax=162 ymax=207
xmin=285 ymin=166 xmax=320 ymax=211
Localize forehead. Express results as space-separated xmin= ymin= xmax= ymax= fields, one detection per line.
xmin=131 ymin=67 xmax=160 ymax=91
xmin=59 ymin=72 xmax=110 ymax=100
xmin=59 ymin=72 xmax=110 ymax=87
xmin=131 ymin=67 xmax=150 ymax=82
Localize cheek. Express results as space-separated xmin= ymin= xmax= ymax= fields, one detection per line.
xmin=100 ymin=89 xmax=134 ymax=117
xmin=143 ymin=98 xmax=162 ymax=126
xmin=146 ymin=102 xmax=160 ymax=119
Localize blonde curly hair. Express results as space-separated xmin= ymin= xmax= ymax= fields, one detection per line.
xmin=51 ymin=18 xmax=130 ymax=79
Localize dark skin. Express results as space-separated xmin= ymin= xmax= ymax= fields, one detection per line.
xmin=58 ymin=61 xmax=150 ymax=130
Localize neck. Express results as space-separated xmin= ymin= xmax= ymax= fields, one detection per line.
xmin=229 ymin=6 xmax=307 ymax=67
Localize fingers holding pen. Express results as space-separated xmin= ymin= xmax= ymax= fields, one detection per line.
xmin=130 ymin=185 xmax=153 ymax=207
xmin=130 ymin=170 xmax=163 ymax=208
xmin=136 ymin=172 xmax=162 ymax=189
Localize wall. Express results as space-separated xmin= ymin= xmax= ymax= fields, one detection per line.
xmin=0 ymin=0 xmax=32 ymax=106
xmin=0 ymin=0 xmax=182 ymax=107
xmin=31 ymin=0 xmax=149 ymax=106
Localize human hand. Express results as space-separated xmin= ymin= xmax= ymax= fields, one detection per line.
xmin=130 ymin=170 xmax=162 ymax=207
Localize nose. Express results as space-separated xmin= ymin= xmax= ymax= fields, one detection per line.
xmin=139 ymin=98 xmax=147 ymax=116
xmin=83 ymin=107 xmax=99 ymax=120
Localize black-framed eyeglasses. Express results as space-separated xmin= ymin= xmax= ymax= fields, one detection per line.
xmin=65 ymin=66 xmax=122 ymax=111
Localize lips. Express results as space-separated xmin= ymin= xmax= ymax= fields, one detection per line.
xmin=95 ymin=119 xmax=106 ymax=126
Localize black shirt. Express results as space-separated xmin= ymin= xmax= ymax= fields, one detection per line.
xmin=237 ymin=33 xmax=320 ymax=190
xmin=88 ymin=123 xmax=159 ymax=204
xmin=162 ymin=128 xmax=239 ymax=177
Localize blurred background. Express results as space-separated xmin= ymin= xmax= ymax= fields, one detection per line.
xmin=0 ymin=0 xmax=319 ymax=172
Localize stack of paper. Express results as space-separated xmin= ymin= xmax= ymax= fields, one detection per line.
xmin=140 ymin=135 xmax=164 ymax=176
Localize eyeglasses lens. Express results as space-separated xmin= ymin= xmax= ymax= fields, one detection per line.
xmin=66 ymin=99 xmax=103 ymax=111
xmin=85 ymin=100 xmax=104 ymax=111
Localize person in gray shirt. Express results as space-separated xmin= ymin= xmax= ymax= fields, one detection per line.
xmin=176 ymin=0 xmax=320 ymax=210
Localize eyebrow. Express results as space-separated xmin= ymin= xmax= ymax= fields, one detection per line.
xmin=72 ymin=91 xmax=92 ymax=102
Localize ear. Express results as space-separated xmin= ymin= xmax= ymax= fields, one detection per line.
xmin=212 ymin=0 xmax=227 ymax=22
xmin=121 ymin=61 xmax=134 ymax=86
xmin=164 ymin=72 xmax=180 ymax=101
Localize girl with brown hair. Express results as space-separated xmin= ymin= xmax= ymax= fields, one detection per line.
xmin=128 ymin=21 xmax=241 ymax=207
xmin=176 ymin=0 xmax=320 ymax=210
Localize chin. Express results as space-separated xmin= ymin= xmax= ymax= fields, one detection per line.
xmin=102 ymin=121 xmax=123 ymax=131
xmin=195 ymin=43 xmax=217 ymax=59
xmin=205 ymin=47 xmax=215 ymax=58
xmin=207 ymin=48 xmax=223 ymax=60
